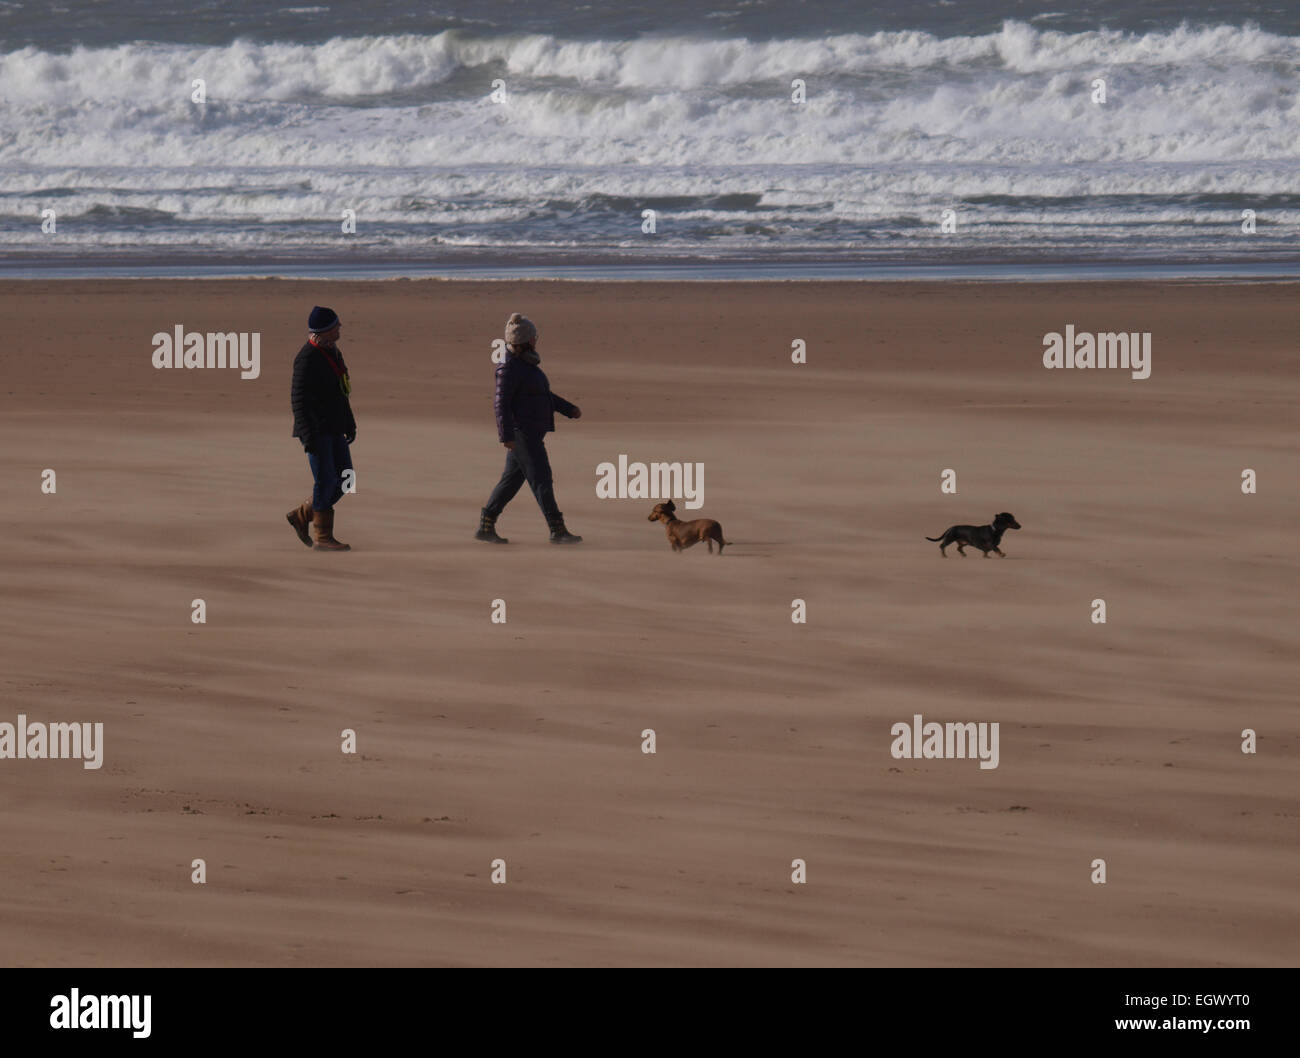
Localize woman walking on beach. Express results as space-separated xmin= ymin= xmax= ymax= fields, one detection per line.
xmin=476 ymin=312 xmax=583 ymax=544
xmin=287 ymin=305 xmax=356 ymax=552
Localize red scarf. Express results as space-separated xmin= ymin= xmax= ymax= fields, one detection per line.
xmin=310 ymin=336 xmax=351 ymax=395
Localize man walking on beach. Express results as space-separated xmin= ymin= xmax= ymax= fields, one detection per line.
xmin=476 ymin=312 xmax=583 ymax=544
xmin=287 ymin=305 xmax=356 ymax=551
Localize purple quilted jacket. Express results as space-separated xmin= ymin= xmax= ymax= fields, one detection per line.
xmin=494 ymin=354 xmax=578 ymax=441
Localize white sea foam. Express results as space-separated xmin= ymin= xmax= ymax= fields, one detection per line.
xmin=2 ymin=23 xmax=1296 ymax=102
xmin=1 ymin=22 xmax=1295 ymax=258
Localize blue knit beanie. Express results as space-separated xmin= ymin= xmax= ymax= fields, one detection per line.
xmin=308 ymin=306 xmax=340 ymax=332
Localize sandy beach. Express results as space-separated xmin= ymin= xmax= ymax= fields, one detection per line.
xmin=0 ymin=279 xmax=1295 ymax=966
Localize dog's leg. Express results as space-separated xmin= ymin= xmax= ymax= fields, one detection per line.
xmin=706 ymin=539 xmax=713 ymax=554
xmin=995 ymin=547 xmax=1006 ymax=558
xmin=956 ymin=544 xmax=966 ymax=557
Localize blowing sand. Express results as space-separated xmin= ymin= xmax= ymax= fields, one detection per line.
xmin=1 ymin=279 xmax=1295 ymax=966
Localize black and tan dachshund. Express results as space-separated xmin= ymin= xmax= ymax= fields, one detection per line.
xmin=926 ymin=512 xmax=1021 ymax=558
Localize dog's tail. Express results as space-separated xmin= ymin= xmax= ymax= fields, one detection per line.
xmin=924 ymin=535 xmax=943 ymax=541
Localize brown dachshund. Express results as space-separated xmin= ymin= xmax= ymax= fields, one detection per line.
xmin=647 ymin=501 xmax=728 ymax=555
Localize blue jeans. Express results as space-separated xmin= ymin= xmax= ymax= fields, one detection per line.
xmin=484 ymin=430 xmax=560 ymax=522
xmin=308 ymin=434 xmax=352 ymax=511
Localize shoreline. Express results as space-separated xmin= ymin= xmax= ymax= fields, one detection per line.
xmin=3 ymin=262 xmax=1300 ymax=283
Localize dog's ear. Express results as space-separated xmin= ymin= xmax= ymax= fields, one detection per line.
xmin=665 ymin=500 xmax=676 ymax=512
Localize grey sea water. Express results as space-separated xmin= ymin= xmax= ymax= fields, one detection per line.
xmin=1 ymin=0 xmax=1297 ymax=276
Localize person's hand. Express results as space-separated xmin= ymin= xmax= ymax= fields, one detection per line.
xmin=503 ymin=441 xmax=516 ymax=451
xmin=345 ymin=431 xmax=356 ymax=444
xmin=570 ymin=406 xmax=581 ymax=420
xmin=304 ymin=438 xmax=316 ymax=455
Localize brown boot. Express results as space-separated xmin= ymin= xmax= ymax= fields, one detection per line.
xmin=285 ymin=498 xmax=313 ymax=547
xmin=312 ymin=508 xmax=350 ymax=551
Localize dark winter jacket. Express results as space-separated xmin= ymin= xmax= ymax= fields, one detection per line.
xmin=291 ymin=341 xmax=356 ymax=447
xmin=494 ymin=353 xmax=577 ymax=442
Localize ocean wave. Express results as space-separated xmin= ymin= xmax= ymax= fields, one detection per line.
xmin=0 ymin=21 xmax=1297 ymax=103
xmin=3 ymin=162 xmax=1298 ymax=217
xmin=1 ymin=81 xmax=1296 ymax=171
xmin=1 ymin=20 xmax=1295 ymax=259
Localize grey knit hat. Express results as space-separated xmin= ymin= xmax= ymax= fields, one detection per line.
xmin=504 ymin=312 xmax=538 ymax=348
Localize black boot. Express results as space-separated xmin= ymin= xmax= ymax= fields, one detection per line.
xmin=548 ymin=512 xmax=582 ymax=544
xmin=475 ymin=508 xmax=509 ymax=543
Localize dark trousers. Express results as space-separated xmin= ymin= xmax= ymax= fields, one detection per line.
xmin=484 ymin=430 xmax=559 ymax=522
xmin=308 ymin=433 xmax=353 ymax=511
